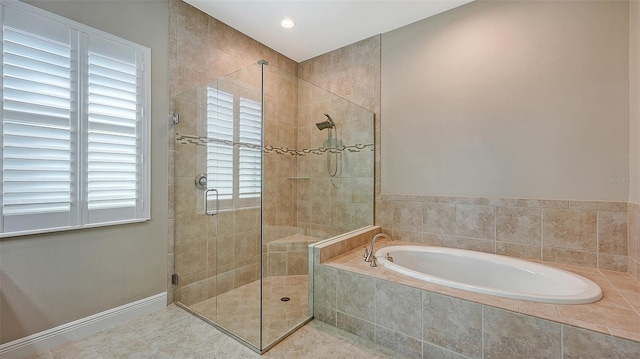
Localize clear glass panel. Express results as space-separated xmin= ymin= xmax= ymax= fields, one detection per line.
xmin=172 ymin=61 xmax=374 ymax=352
xmin=172 ymin=63 xmax=263 ymax=349
xmin=260 ymin=66 xmax=375 ymax=348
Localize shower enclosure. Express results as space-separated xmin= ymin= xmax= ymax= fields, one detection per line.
xmin=171 ymin=61 xmax=374 ymax=352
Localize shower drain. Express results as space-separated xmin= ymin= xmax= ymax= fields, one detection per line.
xmin=280 ymin=297 xmax=291 ymax=302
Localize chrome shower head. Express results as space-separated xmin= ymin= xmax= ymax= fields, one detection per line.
xmin=315 ymin=114 xmax=336 ymax=130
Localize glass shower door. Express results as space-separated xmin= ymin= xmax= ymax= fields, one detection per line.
xmin=208 ymin=64 xmax=263 ymax=348
xmin=173 ymin=63 xmax=264 ymax=350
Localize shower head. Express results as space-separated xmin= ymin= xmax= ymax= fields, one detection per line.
xmin=315 ymin=114 xmax=336 ymax=130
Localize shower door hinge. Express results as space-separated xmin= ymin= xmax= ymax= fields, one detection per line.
xmin=171 ymin=113 xmax=180 ymax=124
xmin=171 ymin=273 xmax=179 ymax=285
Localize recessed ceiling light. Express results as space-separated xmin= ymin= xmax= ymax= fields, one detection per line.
xmin=280 ymin=18 xmax=295 ymax=29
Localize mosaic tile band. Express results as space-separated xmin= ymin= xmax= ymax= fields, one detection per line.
xmin=176 ymin=133 xmax=373 ymax=156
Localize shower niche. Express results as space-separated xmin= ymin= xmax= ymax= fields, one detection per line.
xmin=171 ymin=61 xmax=374 ymax=352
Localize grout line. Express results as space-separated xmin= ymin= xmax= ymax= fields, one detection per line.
xmin=596 ymin=211 xmax=600 ymax=270
xmin=560 ymin=325 xmax=564 ymax=358
xmin=481 ymin=305 xmax=485 ymax=359
xmin=540 ymin=208 xmax=544 ymax=262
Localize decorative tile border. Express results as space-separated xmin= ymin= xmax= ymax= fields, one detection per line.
xmin=176 ymin=133 xmax=373 ymax=156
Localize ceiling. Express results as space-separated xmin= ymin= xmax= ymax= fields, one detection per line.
xmin=184 ymin=0 xmax=473 ymax=63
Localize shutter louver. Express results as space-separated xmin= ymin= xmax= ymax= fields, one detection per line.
xmin=207 ymin=88 xmax=234 ymax=200
xmin=86 ymin=44 xmax=140 ymax=213
xmin=238 ymin=98 xmax=261 ymax=199
xmin=1 ymin=11 xmax=74 ymax=232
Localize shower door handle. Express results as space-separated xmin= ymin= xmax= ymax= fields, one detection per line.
xmin=204 ymin=188 xmax=219 ymax=215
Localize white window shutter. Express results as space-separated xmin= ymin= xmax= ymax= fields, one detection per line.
xmin=85 ymin=35 xmax=143 ymax=224
xmin=238 ymin=98 xmax=261 ymax=199
xmin=0 ymin=0 xmax=150 ymax=237
xmin=1 ymin=6 xmax=76 ymax=233
xmin=206 ymin=88 xmax=234 ymax=201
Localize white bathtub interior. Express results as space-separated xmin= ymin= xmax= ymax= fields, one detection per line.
xmin=375 ymin=245 xmax=602 ymax=304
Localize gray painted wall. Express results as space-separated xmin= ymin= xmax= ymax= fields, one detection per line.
xmin=0 ymin=0 xmax=169 ymax=343
xmin=630 ymin=0 xmax=640 ymax=204
xmin=381 ymin=0 xmax=630 ymax=201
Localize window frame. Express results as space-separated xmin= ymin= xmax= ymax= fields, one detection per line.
xmin=0 ymin=0 xmax=151 ymax=238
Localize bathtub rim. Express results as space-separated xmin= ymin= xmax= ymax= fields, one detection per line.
xmin=374 ymin=244 xmax=603 ymax=305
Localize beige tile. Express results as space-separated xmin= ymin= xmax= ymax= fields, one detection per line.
xmin=609 ymin=328 xmax=640 ymax=343
xmin=543 ymin=247 xmax=597 ymax=268
xmin=393 ymin=201 xmax=423 ymax=232
xmin=542 ymin=209 xmax=597 ymax=251
xmin=341 ymin=336 xmax=413 ymax=359
xmin=569 ymin=201 xmax=627 ymax=212
xmin=268 ymin=252 xmax=287 ymax=276
xmin=600 ymin=271 xmax=640 ymax=292
xmin=422 ymin=292 xmax=482 ymax=358
xmin=287 ymin=252 xmax=309 ymax=275
xmin=267 ymin=320 xmax=355 ymax=359
xmin=483 ymin=307 xmax=561 ymax=359
xmin=335 ymin=313 xmax=374 ymax=343
xmin=422 ymin=342 xmax=471 ymax=359
xmin=441 ymin=235 xmax=495 ymax=254
xmin=455 ymin=204 xmax=495 ymax=240
xmin=516 ymin=302 xmax=561 ymax=322
xmin=26 ymin=351 xmax=53 ymax=359
xmin=314 ymin=303 xmax=337 ymax=326
xmin=50 ymin=324 xmax=152 ymax=359
xmin=314 ymin=265 xmax=337 ymax=308
xmin=374 ymin=325 xmax=422 ymax=359
xmin=518 ymin=199 xmax=569 ymax=209
xmin=496 ymin=241 xmax=541 ymax=260
xmin=496 ymin=207 xmax=541 ymax=245
xmin=375 ymin=279 xmax=422 ymax=339
xmin=175 ymin=240 xmax=207 ymax=276
xmin=598 ymin=253 xmax=628 ymax=272
xmin=558 ymin=303 xmax=640 ymax=333
xmin=337 ymin=270 xmax=376 ymax=322
xmin=597 ymin=211 xmax=628 ymax=255
xmin=619 ymin=289 xmax=640 ymax=311
xmin=423 ymin=202 xmax=456 ymax=235
xmin=562 ymin=325 xmax=640 ymax=359
xmin=591 ymin=285 xmax=635 ymax=310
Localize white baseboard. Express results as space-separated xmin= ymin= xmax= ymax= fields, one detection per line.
xmin=0 ymin=292 xmax=167 ymax=359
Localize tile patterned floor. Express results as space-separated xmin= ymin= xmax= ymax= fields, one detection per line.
xmin=29 ymin=305 xmax=411 ymax=359
xmin=189 ymin=275 xmax=310 ymax=347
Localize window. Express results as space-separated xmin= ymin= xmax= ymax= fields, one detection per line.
xmin=0 ymin=1 xmax=150 ymax=237
xmin=206 ymin=88 xmax=262 ymax=206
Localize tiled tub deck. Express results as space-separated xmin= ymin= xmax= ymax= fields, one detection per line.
xmin=311 ymin=227 xmax=640 ymax=359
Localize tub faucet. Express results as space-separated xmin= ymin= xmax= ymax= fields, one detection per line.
xmin=364 ymin=233 xmax=392 ymax=263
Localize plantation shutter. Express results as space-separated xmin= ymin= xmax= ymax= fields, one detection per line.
xmin=1 ymin=6 xmax=76 ymax=233
xmin=206 ymin=88 xmax=234 ymax=200
xmin=85 ymin=35 xmax=144 ymax=223
xmin=0 ymin=0 xmax=150 ymax=237
xmin=238 ymin=98 xmax=261 ymax=199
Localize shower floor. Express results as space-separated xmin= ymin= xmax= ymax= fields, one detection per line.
xmin=189 ymin=275 xmax=309 ymax=347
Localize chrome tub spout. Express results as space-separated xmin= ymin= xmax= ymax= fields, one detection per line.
xmin=364 ymin=233 xmax=392 ymax=263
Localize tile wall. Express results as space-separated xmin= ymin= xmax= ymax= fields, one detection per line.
xmin=168 ymin=0 xmax=298 ymax=305
xmin=298 ymin=36 xmax=382 ymax=196
xmin=377 ymin=194 xmax=629 ymax=272
xmin=168 ymin=0 xmax=377 ymax=305
xmin=312 ymin=246 xmax=640 ymax=359
xmin=314 ymin=272 xmax=640 ymax=359
xmin=294 ymin=79 xmax=375 ymax=239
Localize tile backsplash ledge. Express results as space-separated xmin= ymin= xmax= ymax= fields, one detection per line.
xmin=376 ymin=194 xmax=633 ymax=273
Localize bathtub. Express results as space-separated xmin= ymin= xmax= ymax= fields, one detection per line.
xmin=374 ymin=245 xmax=602 ymax=304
